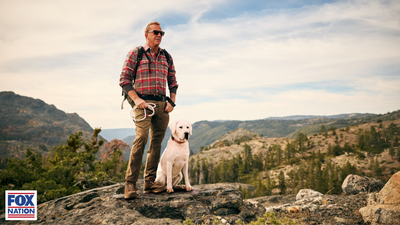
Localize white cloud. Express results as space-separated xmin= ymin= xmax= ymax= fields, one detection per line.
xmin=1 ymin=0 xmax=399 ymax=129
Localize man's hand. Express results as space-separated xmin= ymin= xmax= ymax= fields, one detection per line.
xmin=128 ymin=90 xmax=148 ymax=109
xmin=165 ymin=93 xmax=176 ymax=113
xmin=165 ymin=102 xmax=174 ymax=113
xmin=134 ymin=98 xmax=148 ymax=109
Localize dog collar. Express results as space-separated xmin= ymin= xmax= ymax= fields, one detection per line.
xmin=171 ymin=136 xmax=186 ymax=144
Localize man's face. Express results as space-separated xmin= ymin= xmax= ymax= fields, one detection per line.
xmin=146 ymin=24 xmax=163 ymax=48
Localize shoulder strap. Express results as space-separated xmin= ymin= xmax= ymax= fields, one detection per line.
xmin=163 ymin=49 xmax=171 ymax=65
xmin=135 ymin=46 xmax=144 ymax=72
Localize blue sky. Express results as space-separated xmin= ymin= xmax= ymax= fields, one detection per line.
xmin=0 ymin=0 xmax=399 ymax=129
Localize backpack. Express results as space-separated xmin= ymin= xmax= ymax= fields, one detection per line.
xmin=121 ymin=46 xmax=171 ymax=109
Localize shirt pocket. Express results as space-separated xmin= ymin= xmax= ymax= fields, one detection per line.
xmin=159 ymin=61 xmax=169 ymax=78
xmin=138 ymin=59 xmax=151 ymax=74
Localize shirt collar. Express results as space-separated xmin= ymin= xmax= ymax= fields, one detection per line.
xmin=143 ymin=44 xmax=163 ymax=55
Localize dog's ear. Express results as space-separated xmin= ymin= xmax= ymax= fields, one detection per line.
xmin=169 ymin=121 xmax=178 ymax=135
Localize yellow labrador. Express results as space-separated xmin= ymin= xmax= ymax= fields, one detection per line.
xmin=155 ymin=120 xmax=194 ymax=193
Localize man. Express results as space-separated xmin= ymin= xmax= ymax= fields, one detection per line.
xmin=119 ymin=21 xmax=178 ymax=199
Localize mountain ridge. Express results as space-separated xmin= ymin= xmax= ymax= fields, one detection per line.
xmin=187 ymin=112 xmax=391 ymax=154
xmin=264 ymin=113 xmax=376 ymax=120
xmin=0 ymin=91 xmax=95 ymax=159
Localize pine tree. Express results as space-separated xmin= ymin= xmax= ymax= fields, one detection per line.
xmin=278 ymin=171 xmax=286 ymax=195
xmin=217 ymin=159 xmax=227 ymax=182
xmin=243 ymin=144 xmax=252 ymax=173
xmin=320 ymin=125 xmax=326 ymax=134
xmin=295 ymin=133 xmax=307 ymax=157
xmin=265 ymin=173 xmax=272 ymax=195
xmin=323 ymin=160 xmax=334 ymax=193
xmin=389 ymin=140 xmax=395 ymax=159
xmin=317 ymin=149 xmax=324 ymax=162
xmin=373 ymin=158 xmax=382 ymax=179
xmin=264 ymin=150 xmax=270 ymax=170
xmin=397 ymin=147 xmax=400 ymax=162
xmin=296 ymin=164 xmax=305 ymax=193
xmin=227 ymin=157 xmax=239 ymax=182
xmin=314 ymin=160 xmax=324 ymax=193
xmin=306 ymin=160 xmax=315 ymax=189
xmin=253 ymin=152 xmax=263 ymax=172
xmin=189 ymin=158 xmax=197 ymax=184
xmin=287 ymin=169 xmax=298 ymax=194
xmin=329 ymin=126 xmax=337 ymax=136
xmin=369 ymin=157 xmax=376 ymax=177
xmin=277 ymin=145 xmax=283 ymax=165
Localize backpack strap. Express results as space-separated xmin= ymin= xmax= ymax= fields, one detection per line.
xmin=135 ymin=46 xmax=144 ymax=72
xmin=163 ymin=49 xmax=171 ymax=65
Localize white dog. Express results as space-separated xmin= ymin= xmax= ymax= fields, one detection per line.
xmin=155 ymin=120 xmax=194 ymax=193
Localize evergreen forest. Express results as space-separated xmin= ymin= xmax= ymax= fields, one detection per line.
xmin=0 ymin=129 xmax=128 ymax=210
xmin=188 ymin=121 xmax=400 ymax=199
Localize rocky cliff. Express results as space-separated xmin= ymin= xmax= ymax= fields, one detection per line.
xmin=0 ymin=91 xmax=94 ymax=159
xmin=2 ymin=172 xmax=399 ymax=224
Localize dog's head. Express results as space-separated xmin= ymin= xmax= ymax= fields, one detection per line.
xmin=170 ymin=120 xmax=192 ymax=142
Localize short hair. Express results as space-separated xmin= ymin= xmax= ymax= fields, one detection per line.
xmin=145 ymin=21 xmax=161 ymax=34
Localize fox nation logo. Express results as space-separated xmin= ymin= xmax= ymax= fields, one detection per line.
xmin=5 ymin=190 xmax=37 ymax=220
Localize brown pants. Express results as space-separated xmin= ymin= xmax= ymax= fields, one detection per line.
xmin=125 ymin=100 xmax=169 ymax=183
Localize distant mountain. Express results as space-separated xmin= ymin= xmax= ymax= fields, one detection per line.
xmin=101 ymin=128 xmax=135 ymax=141
xmin=0 ymin=91 xmax=94 ymax=159
xmin=264 ymin=113 xmax=376 ymax=120
xmin=188 ymin=111 xmax=399 ymax=154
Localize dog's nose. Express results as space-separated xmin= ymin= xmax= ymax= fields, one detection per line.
xmin=184 ymin=132 xmax=189 ymax=140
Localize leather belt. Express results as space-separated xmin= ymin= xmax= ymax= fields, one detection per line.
xmin=140 ymin=94 xmax=167 ymax=101
xmin=139 ymin=94 xmax=176 ymax=107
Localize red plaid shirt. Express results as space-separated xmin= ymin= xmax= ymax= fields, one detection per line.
xmin=119 ymin=44 xmax=178 ymax=96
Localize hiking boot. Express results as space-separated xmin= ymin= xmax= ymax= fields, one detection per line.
xmin=124 ymin=181 xmax=137 ymax=199
xmin=144 ymin=179 xmax=167 ymax=194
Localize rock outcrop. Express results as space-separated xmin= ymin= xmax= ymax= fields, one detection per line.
xmin=295 ymin=189 xmax=323 ymax=201
xmin=359 ymin=171 xmax=400 ymax=225
xmin=2 ymin=173 xmax=399 ymax=224
xmin=251 ymin=193 xmax=368 ymax=224
xmin=0 ymin=179 xmax=265 ymax=225
xmin=342 ymin=174 xmax=385 ymax=195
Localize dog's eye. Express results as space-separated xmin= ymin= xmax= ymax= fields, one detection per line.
xmin=179 ymin=126 xmax=183 ymax=129
xmin=187 ymin=126 xmax=189 ymax=129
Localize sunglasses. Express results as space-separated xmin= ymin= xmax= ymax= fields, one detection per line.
xmin=148 ymin=30 xmax=165 ymax=36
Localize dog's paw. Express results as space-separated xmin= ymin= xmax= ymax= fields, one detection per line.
xmin=186 ymin=185 xmax=194 ymax=192
xmin=167 ymin=188 xmax=174 ymax=193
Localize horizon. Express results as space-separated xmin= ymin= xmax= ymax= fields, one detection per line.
xmin=3 ymin=90 xmax=396 ymax=130
xmin=1 ymin=0 xmax=399 ymax=129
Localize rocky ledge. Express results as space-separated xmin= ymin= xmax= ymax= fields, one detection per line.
xmin=249 ymin=192 xmax=368 ymax=224
xmin=0 ymin=180 xmax=265 ymax=225
xmin=1 ymin=172 xmax=399 ymax=224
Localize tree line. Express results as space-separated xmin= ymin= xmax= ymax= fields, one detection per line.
xmin=0 ymin=129 xmax=128 ymax=210
xmin=189 ymin=123 xmax=400 ymax=199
